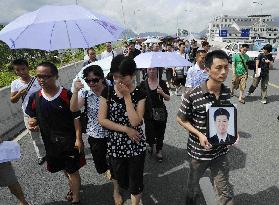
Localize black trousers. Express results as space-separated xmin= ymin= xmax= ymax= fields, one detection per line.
xmin=144 ymin=119 xmax=167 ymax=151
xmin=88 ymin=137 xmax=108 ymax=174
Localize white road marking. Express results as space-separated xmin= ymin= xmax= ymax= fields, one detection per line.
xmin=150 ymin=194 xmax=159 ymax=204
xmin=158 ymin=161 xmax=189 ymax=178
xmin=13 ymin=129 xmax=28 ymax=142
xmin=200 ymin=177 xmax=216 ymax=205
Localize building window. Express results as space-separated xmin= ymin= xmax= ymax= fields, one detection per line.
xmin=269 ymin=34 xmax=271 ymax=36
xmin=274 ymin=33 xmax=277 ymax=36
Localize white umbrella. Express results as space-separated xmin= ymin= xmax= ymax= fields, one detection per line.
xmin=144 ymin=38 xmax=161 ymax=44
xmin=134 ymin=52 xmax=192 ymax=68
xmin=0 ymin=5 xmax=124 ymax=51
xmin=71 ymin=56 xmax=112 ymax=91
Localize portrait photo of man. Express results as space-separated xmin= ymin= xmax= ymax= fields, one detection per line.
xmin=209 ymin=107 xmax=236 ymax=145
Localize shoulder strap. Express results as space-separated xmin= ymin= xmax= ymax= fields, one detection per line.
xmin=34 ymin=91 xmax=49 ymax=134
xmin=106 ymin=86 xmax=112 ymax=115
xmin=83 ymin=90 xmax=89 ymax=125
xmin=239 ymin=53 xmax=247 ymax=71
xmin=144 ymin=80 xmax=154 ymax=109
xmin=22 ymin=77 xmax=36 ymax=101
xmin=84 ymin=90 xmax=88 ymax=112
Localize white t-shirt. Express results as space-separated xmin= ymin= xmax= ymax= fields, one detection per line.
xmin=175 ymin=51 xmax=191 ymax=73
xmin=11 ymin=78 xmax=41 ymax=114
xmin=135 ymin=44 xmax=141 ymax=50
xmin=101 ymin=50 xmax=114 ymax=59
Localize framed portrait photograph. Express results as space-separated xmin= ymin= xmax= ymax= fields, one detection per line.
xmin=206 ymin=104 xmax=237 ymax=146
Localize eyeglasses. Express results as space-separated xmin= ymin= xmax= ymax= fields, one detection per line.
xmin=85 ymin=78 xmax=101 ymax=84
xmin=36 ymin=74 xmax=53 ymax=80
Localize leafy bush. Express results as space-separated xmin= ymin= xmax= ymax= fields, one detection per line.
xmin=0 ymin=36 xmax=121 ymax=88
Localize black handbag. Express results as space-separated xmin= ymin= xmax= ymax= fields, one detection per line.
xmin=152 ymin=107 xmax=167 ymax=121
xmin=144 ymin=81 xmax=167 ymax=122
xmin=80 ymin=91 xmax=88 ymax=133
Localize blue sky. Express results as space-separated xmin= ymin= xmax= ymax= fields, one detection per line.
xmin=0 ymin=0 xmax=277 ymax=34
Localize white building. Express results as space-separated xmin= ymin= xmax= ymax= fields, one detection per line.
xmin=207 ymin=15 xmax=279 ymax=44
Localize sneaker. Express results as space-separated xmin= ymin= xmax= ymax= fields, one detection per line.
xmin=38 ymin=156 xmax=46 ymax=165
xmin=246 ymin=92 xmax=254 ymax=97
xmin=156 ymin=151 xmax=163 ymax=163
xmin=261 ymin=99 xmax=267 ymax=104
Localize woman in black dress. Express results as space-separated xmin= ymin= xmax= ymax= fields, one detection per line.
xmin=140 ymin=67 xmax=170 ymax=162
xmin=99 ymin=55 xmax=146 ymax=205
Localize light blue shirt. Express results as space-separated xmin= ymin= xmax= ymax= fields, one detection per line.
xmin=185 ymin=63 xmax=209 ymax=88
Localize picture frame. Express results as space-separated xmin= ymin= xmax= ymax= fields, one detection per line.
xmin=206 ymin=104 xmax=237 ymax=146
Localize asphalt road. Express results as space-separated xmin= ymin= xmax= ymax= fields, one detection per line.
xmin=1 ymin=68 xmax=279 ymax=205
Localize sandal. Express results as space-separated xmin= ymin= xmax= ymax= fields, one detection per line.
xmin=239 ymin=99 xmax=245 ymax=104
xmin=113 ymin=192 xmax=123 ymax=205
xmin=65 ymin=190 xmax=73 ymax=202
xmin=156 ymin=151 xmax=163 ymax=163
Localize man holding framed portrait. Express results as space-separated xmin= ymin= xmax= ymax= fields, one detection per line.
xmin=177 ymin=50 xmax=239 ymax=205
xmin=208 ymin=106 xmax=237 ymax=145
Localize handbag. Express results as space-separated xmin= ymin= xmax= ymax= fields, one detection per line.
xmin=152 ymin=107 xmax=167 ymax=121
xmin=80 ymin=91 xmax=88 ymax=133
xmin=144 ymin=81 xmax=167 ymax=122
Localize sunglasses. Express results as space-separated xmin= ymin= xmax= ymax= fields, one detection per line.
xmin=85 ymin=78 xmax=101 ymax=84
xmin=36 ymin=74 xmax=54 ymax=79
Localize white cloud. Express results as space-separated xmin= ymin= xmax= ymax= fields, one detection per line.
xmin=0 ymin=0 xmax=278 ymax=34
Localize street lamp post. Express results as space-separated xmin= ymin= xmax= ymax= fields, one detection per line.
xmin=120 ymin=0 xmax=127 ymax=39
xmin=134 ymin=9 xmax=141 ymax=34
xmin=177 ymin=10 xmax=191 ymax=37
xmin=253 ymin=1 xmax=263 ymax=15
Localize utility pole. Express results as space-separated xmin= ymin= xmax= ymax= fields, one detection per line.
xmin=120 ymin=0 xmax=127 ymax=39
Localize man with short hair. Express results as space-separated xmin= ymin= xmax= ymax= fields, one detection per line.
xmin=166 ymin=44 xmax=174 ymax=88
xmin=231 ymin=44 xmax=250 ymax=104
xmin=152 ymin=43 xmax=161 ymax=52
xmin=185 ymin=49 xmax=208 ymax=91
xmin=189 ymin=40 xmax=199 ymax=63
xmin=83 ymin=47 xmax=98 ymax=66
xmin=173 ymin=42 xmax=190 ymax=96
xmin=247 ymin=44 xmax=273 ymax=104
xmin=101 ymin=42 xmax=114 ymax=59
xmin=10 ymin=59 xmax=46 ymax=165
xmin=126 ymin=41 xmax=141 ymax=58
xmin=26 ymin=62 xmax=84 ymax=204
xmin=201 ymin=41 xmax=211 ymax=53
xmin=126 ymin=41 xmax=141 ymax=85
xmin=177 ymin=50 xmax=237 ymax=205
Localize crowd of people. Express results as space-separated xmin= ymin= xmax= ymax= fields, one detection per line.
xmin=0 ymin=37 xmax=277 ymax=205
